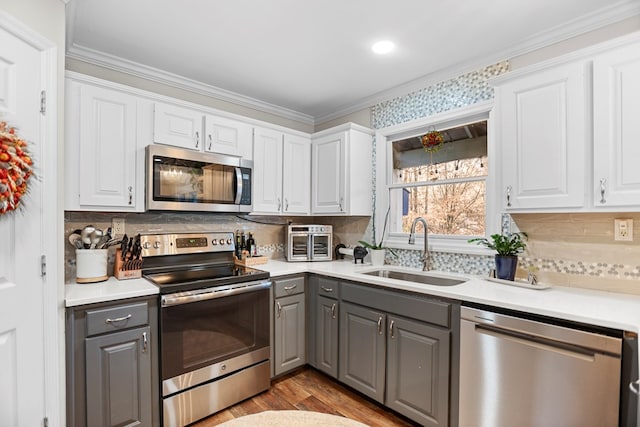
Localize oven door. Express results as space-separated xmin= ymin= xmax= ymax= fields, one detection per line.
xmin=160 ymin=280 xmax=271 ymax=396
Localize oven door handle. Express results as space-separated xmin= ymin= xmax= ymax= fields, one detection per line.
xmin=161 ymin=280 xmax=272 ymax=307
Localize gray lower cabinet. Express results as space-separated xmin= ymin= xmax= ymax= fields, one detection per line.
xmin=274 ymin=292 xmax=306 ymax=376
xmin=339 ymin=302 xmax=386 ymax=402
xmin=315 ymin=294 xmax=339 ymax=378
xmin=66 ymin=296 xmax=159 ymax=427
xmin=340 ymin=281 xmax=456 ymax=427
xmin=386 ymin=315 xmax=450 ymax=427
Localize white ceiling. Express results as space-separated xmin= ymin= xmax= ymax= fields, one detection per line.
xmin=66 ymin=0 xmax=639 ymax=124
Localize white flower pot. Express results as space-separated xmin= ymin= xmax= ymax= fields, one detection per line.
xmin=369 ymin=249 xmax=386 ymax=266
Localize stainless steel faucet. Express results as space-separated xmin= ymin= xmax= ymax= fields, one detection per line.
xmin=408 ymin=216 xmax=431 ymax=271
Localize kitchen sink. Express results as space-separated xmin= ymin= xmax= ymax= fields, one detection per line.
xmin=361 ymin=269 xmax=467 ymax=286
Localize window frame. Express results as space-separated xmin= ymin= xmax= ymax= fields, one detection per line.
xmin=374 ymin=101 xmax=499 ymax=255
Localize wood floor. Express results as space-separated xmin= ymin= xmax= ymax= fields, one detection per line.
xmin=192 ymin=367 xmax=420 ymax=426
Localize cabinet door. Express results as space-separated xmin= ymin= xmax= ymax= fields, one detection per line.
xmin=85 ymin=326 xmax=152 ymax=427
xmin=386 ymin=316 xmax=450 ymax=427
xmin=312 ymin=131 xmax=345 ymax=214
xmin=153 ymin=103 xmax=203 ymax=150
xmin=497 ymin=61 xmax=587 ymax=210
xmin=204 ymin=114 xmax=253 ymax=159
xmin=339 ymin=302 xmax=385 ymax=403
xmin=316 ymin=295 xmax=339 ymax=378
xmin=274 ymin=293 xmax=306 ymax=376
xmin=76 ymin=84 xmax=139 ymax=209
xmin=593 ymin=42 xmax=640 ymax=208
xmin=282 ymin=133 xmax=311 ymax=214
xmin=253 ymin=127 xmax=283 ymax=213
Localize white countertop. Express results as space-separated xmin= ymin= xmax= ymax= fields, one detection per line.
xmin=65 ymin=259 xmax=640 ymax=336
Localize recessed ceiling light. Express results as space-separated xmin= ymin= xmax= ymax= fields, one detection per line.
xmin=371 ymin=40 xmax=395 ymax=55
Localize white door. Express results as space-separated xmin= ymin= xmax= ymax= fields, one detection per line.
xmin=253 ymin=127 xmax=283 ymax=213
xmin=282 ymin=133 xmax=311 ymax=215
xmin=0 ymin=25 xmax=47 ymax=426
xmin=311 ymin=132 xmax=345 ymax=214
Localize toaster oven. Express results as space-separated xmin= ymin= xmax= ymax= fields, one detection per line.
xmin=287 ymin=225 xmax=332 ymax=262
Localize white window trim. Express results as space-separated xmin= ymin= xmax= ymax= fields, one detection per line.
xmin=374 ymin=100 xmax=499 ymax=255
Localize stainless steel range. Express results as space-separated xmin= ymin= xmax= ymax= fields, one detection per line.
xmin=141 ymin=232 xmax=271 ymax=427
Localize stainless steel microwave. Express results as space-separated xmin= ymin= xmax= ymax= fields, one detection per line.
xmin=146 ymin=144 xmax=252 ymax=212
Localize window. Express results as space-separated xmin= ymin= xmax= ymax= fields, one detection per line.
xmin=388 ymin=120 xmax=488 ymax=239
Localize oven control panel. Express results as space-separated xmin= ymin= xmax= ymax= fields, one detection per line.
xmin=140 ymin=232 xmax=235 ymax=257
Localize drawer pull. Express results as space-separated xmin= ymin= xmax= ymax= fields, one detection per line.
xmin=630 ymin=379 xmax=640 ymax=396
xmin=321 ymin=286 xmax=333 ymax=293
xmin=283 ymin=284 xmax=297 ymax=291
xmin=105 ymin=314 xmax=132 ymax=324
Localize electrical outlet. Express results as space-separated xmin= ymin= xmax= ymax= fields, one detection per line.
xmin=614 ymin=219 xmax=633 ymax=242
xmin=112 ymin=218 xmax=125 ymax=236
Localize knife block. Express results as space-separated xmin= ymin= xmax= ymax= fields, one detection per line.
xmin=114 ymin=248 xmax=143 ymax=280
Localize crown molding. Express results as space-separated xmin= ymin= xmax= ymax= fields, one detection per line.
xmin=66 ymin=0 xmax=638 ymax=127
xmin=314 ymin=0 xmax=640 ymax=124
xmin=65 ymin=43 xmax=315 ymax=126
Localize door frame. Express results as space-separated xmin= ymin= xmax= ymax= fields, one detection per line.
xmin=0 ymin=10 xmax=61 ymax=426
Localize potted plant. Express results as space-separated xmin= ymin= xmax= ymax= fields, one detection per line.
xmin=359 ymin=207 xmax=396 ymax=266
xmin=468 ymin=232 xmax=528 ymax=280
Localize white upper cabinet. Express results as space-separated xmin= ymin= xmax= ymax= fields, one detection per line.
xmin=153 ymin=103 xmax=203 ymax=150
xmin=311 ymin=124 xmax=373 ymax=215
xmin=493 ymin=34 xmax=640 ymax=212
xmin=252 ymin=127 xmax=311 ymax=215
xmin=283 ymin=133 xmax=311 ymax=214
xmin=253 ymin=127 xmax=284 ymax=213
xmin=592 ymin=42 xmax=640 ymax=208
xmin=204 ymin=114 xmax=253 ymax=159
xmin=494 ymin=61 xmax=587 ymax=210
xmin=154 ymin=103 xmax=253 ymax=159
xmin=65 ymin=77 xmax=148 ymax=212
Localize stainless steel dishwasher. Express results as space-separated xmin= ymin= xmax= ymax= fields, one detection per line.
xmin=459 ymin=306 xmax=622 ymax=427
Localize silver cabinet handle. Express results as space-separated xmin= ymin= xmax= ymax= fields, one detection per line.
xmin=105 ymin=314 xmax=132 ymax=324
xmin=277 ymin=197 xmax=281 ymax=212
xmin=321 ymin=286 xmax=333 ymax=293
xmin=389 ymin=320 xmax=395 ymax=339
xmin=128 ymin=186 xmax=133 ymax=205
xmin=339 ymin=197 xmax=344 ymax=212
xmin=600 ymin=178 xmax=607 ymax=204
xmin=276 ymin=301 xmax=282 ymax=318
xmin=208 ymin=134 xmax=213 ymax=150
xmin=195 ymin=131 xmax=200 ymax=148
xmin=331 ymin=303 xmax=337 ymax=319
xmin=377 ymin=316 xmax=383 ymax=335
xmin=506 ymin=185 xmax=512 ymax=207
xmin=630 ymin=379 xmax=640 ymax=395
xmin=283 ymin=284 xmax=297 ymax=291
xmin=142 ymin=332 xmax=148 ymax=353
xmin=285 ymin=198 xmax=289 ymax=212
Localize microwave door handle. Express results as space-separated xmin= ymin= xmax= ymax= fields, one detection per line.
xmin=234 ymin=167 xmax=243 ymax=204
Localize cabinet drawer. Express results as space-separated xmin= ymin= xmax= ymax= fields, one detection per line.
xmin=86 ymin=301 xmax=149 ymax=336
xmin=274 ymin=276 xmax=305 ymax=298
xmin=315 ymin=277 xmax=339 ymax=299
xmin=341 ymin=282 xmax=450 ymax=328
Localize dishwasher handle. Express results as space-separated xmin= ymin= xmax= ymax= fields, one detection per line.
xmin=474 ymin=323 xmax=604 ymax=362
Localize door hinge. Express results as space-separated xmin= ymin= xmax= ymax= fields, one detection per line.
xmin=40 ymin=90 xmax=46 ymax=115
xmin=43 ymin=417 xmax=49 ymax=427
xmin=40 ymin=255 xmax=46 ymax=278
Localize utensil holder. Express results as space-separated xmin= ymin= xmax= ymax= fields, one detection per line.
xmin=76 ymin=249 xmax=108 ymax=283
xmin=115 ymin=248 xmax=143 ymax=280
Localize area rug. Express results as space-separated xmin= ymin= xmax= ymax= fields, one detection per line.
xmin=216 ymin=410 xmax=369 ymax=426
